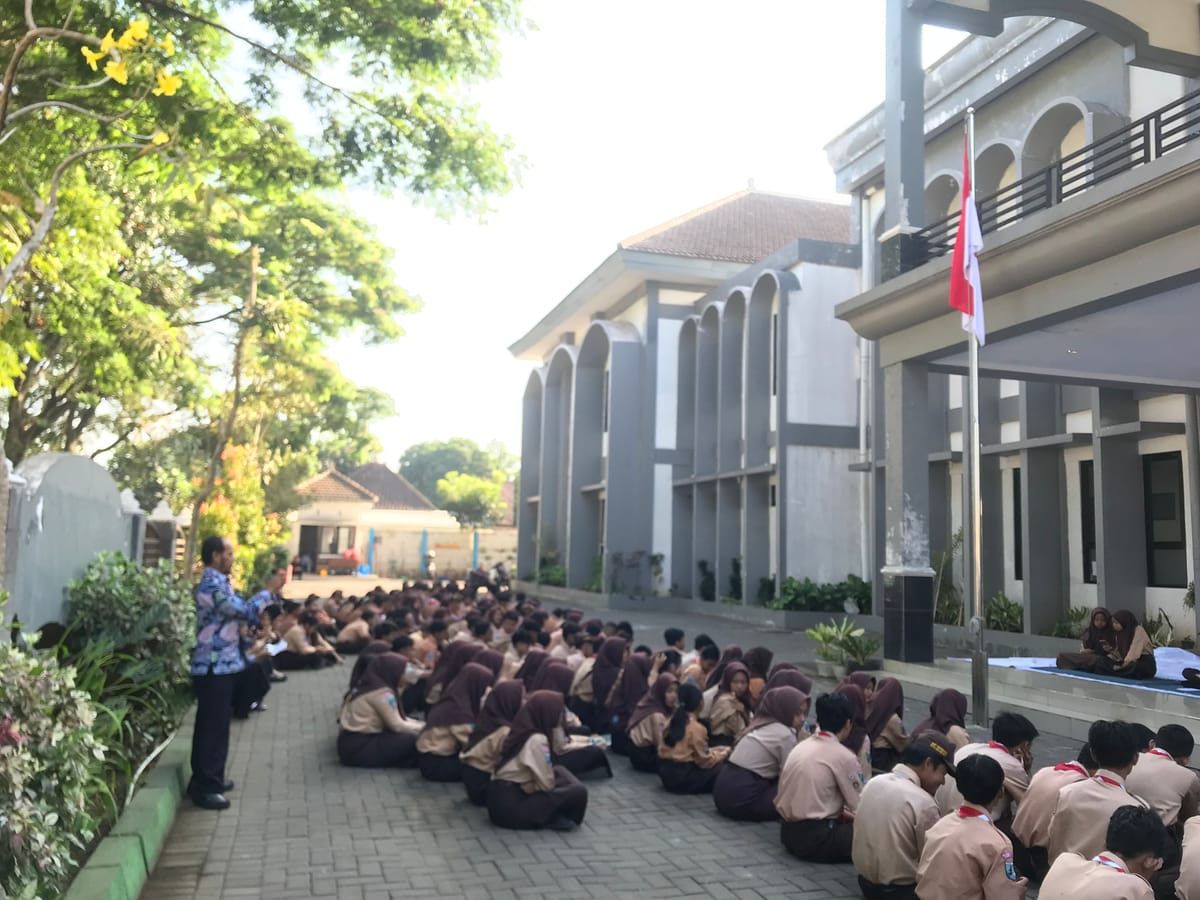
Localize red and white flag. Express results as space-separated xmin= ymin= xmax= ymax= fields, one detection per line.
xmin=949 ymin=133 xmax=985 ymax=345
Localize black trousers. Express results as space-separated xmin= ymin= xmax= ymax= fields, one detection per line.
xmin=462 ymin=764 xmax=491 ymax=806
xmin=487 ymin=768 xmax=588 ymax=829
xmin=609 ymin=727 xmax=633 ymax=756
xmin=857 ymin=876 xmax=917 ymax=900
xmin=418 ymin=751 xmax=463 ymax=783
xmin=780 ymin=818 xmax=854 ymax=863
xmin=402 ymin=681 xmax=427 ymax=715
xmin=712 ymin=762 xmax=778 ymax=821
xmin=274 ymin=650 xmax=330 ymax=671
xmin=232 ymin=659 xmax=271 ymax=719
xmin=336 ymin=730 xmax=418 ymax=768
xmin=658 ymin=758 xmax=723 ymax=794
xmin=628 ymin=743 xmax=659 ymax=773
xmin=190 ymin=673 xmax=238 ymax=796
xmin=553 ymin=744 xmax=612 ymax=779
xmin=1010 ymin=835 xmax=1049 ymax=884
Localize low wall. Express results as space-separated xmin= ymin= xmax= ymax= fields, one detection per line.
xmin=933 ymin=624 xmax=1078 ymax=658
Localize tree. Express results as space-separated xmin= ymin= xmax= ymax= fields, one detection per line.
xmin=399 ymin=438 xmax=504 ymax=503
xmin=436 ymin=470 xmax=505 ymax=528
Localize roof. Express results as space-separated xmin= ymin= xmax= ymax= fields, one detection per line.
xmin=295 ymin=469 xmax=378 ymax=504
xmin=620 ymin=190 xmax=853 ymax=264
xmin=347 ymin=463 xmax=437 ymax=511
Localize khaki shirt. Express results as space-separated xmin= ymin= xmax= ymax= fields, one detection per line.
xmin=494 ymin=734 xmax=555 ymax=792
xmin=338 ymin=688 xmax=422 ymax=735
xmin=775 ymin=732 xmax=863 ymax=822
xmin=1177 ymin=815 xmax=1200 ymax=900
xmin=629 ymin=712 xmax=668 ymax=750
xmin=936 ymin=742 xmax=1029 ymax=821
xmin=729 ymin=722 xmax=801 ymax=780
xmin=659 ymin=718 xmax=726 ymax=768
xmin=1038 ymin=851 xmax=1153 ymax=900
xmin=416 ymin=724 xmax=473 ymax=756
xmin=916 ymin=805 xmax=1027 ymax=900
xmin=1011 ymin=762 xmax=1089 ymax=849
xmin=947 ymin=725 xmax=971 ymax=751
xmin=335 ymin=618 xmax=370 ymax=644
xmin=460 ymin=726 xmax=509 ymax=773
xmin=501 ymin=648 xmax=526 ymax=681
xmin=1125 ymin=749 xmax=1200 ymax=827
xmin=873 ymin=714 xmax=911 ymax=754
xmin=852 ymin=764 xmax=940 ymax=886
xmin=569 ymin=658 xmax=595 ymax=702
xmin=1047 ymin=770 xmax=1148 ymax=863
xmin=708 ymin=693 xmax=749 ymax=739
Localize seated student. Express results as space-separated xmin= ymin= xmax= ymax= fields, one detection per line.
xmin=1127 ymin=724 xmax=1200 ymax=832
xmin=590 ymin=637 xmax=629 ymax=733
xmin=713 ymin=686 xmax=809 ymax=821
xmin=502 ymin=630 xmax=535 ymax=680
xmin=1040 ymin=805 xmax=1168 ymax=900
xmin=389 ymin=635 xmax=430 ymax=714
xmin=740 ymin=646 xmax=774 ymax=706
xmin=706 ymin=662 xmax=752 ymax=747
xmin=916 ymin=754 xmax=1027 ymax=899
xmin=1048 ymin=720 xmax=1148 ymax=864
xmin=487 ymin=691 xmax=590 ymax=832
xmin=567 ymin=638 xmax=600 ymax=729
xmin=664 ymin=627 xmax=686 ymax=656
xmin=333 ymin=610 xmax=375 ymax=655
xmin=1056 ymin=607 xmax=1116 ymax=673
xmin=275 ymin=611 xmax=342 ymax=670
xmin=913 ymin=689 xmax=970 ymax=751
xmin=472 ymin=648 xmax=505 ymax=681
xmin=936 ymin=711 xmax=1039 ymax=827
xmin=843 ymin=671 xmax=878 ymax=702
xmin=679 ymin=643 xmax=720 ymax=689
xmin=763 ymin=665 xmax=813 ymax=698
xmin=628 ymin=674 xmax=678 ymax=773
xmin=416 ymin=662 xmax=495 ymax=782
xmin=705 ymin=645 xmax=744 ymax=690
xmin=866 ymin=677 xmax=910 ymax=773
xmin=337 ymin=653 xmax=422 ymax=768
xmin=460 ymin=680 xmax=525 ymax=806
xmin=852 ymin=732 xmax=956 ymax=900
xmin=1011 ymin=744 xmax=1097 ymax=884
xmin=834 ymin=683 xmax=873 ymax=785
xmin=679 ymin=632 xmax=713 ymax=672
xmin=549 ymin=622 xmax=580 ymax=663
xmin=423 ymin=641 xmax=482 ymax=707
xmin=1095 ymin=610 xmax=1157 ymax=680
xmin=657 ymin=682 xmax=730 ymax=794
xmin=775 ymin=692 xmax=863 ymax=863
xmin=608 ymin=652 xmax=654 ymax=755
xmin=491 ymin=610 xmax=521 ymax=653
xmin=1179 ymin=815 xmax=1200 ymax=900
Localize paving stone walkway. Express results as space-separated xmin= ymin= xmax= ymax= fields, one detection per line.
xmin=142 ymin=603 xmax=1079 ymax=899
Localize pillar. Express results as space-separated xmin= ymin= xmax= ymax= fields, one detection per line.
xmin=1020 ymin=382 xmax=1067 ymax=635
xmin=882 ymin=361 xmax=935 ymax=662
xmin=964 ymin=378 xmax=1005 ymax=611
xmin=880 ymin=0 xmax=926 ymax=280
xmin=1092 ymin=388 xmax=1147 ymax=616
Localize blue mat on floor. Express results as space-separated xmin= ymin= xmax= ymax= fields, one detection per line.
xmin=1032 ymin=666 xmax=1200 ymax=697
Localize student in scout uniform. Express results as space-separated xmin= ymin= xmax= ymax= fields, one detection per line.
xmin=679 ymin=642 xmax=720 ymax=688
xmin=712 ymin=686 xmax=810 ymax=821
xmin=567 ymin=638 xmax=601 ymax=728
xmin=706 ymin=661 xmax=752 ymax=747
xmin=1126 ymin=724 xmax=1200 ymax=831
xmin=657 ymin=682 xmax=730 ymax=794
xmin=1039 ymin=805 xmax=1170 ymax=900
xmin=834 ymin=683 xmax=873 ymax=785
xmin=487 ymin=691 xmax=590 ymax=832
xmin=1178 ymin=815 xmax=1200 ymax=899
xmin=852 ymin=732 xmax=956 ymax=899
xmin=912 ymin=689 xmax=970 ymax=751
xmin=865 ymin=677 xmax=909 ymax=773
xmin=590 ymin=636 xmax=629 ymax=732
xmin=916 ymin=754 xmax=1027 ymax=899
xmin=336 ymin=653 xmax=422 ymax=768
xmin=1010 ymin=744 xmax=1097 ymax=884
xmin=936 ymin=711 xmax=1038 ymax=826
xmin=460 ymin=680 xmax=525 ymax=806
xmin=1048 ymin=720 xmax=1148 ymax=864
xmin=627 ymin=673 xmax=678 ymax=773
xmin=416 ymin=662 xmax=495 ymax=782
xmin=608 ymin=652 xmax=654 ymax=755
xmin=775 ymin=692 xmax=864 ymax=864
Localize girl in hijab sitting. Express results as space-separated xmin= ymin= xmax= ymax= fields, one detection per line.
xmin=834 ymin=682 xmax=872 ymax=784
xmin=460 ymin=680 xmax=525 ymax=806
xmin=627 ymin=673 xmax=678 ymax=772
xmin=590 ymin=636 xmax=628 ymax=733
xmin=487 ymin=691 xmax=590 ymax=832
xmin=337 ymin=653 xmax=422 ymax=768
xmin=608 ymin=651 xmax=654 ymax=755
xmin=658 ymin=682 xmax=730 ymax=794
xmin=700 ymin=644 xmax=743 ymax=720
xmin=706 ymin=661 xmax=752 ymax=747
xmin=741 ymin=646 xmax=774 ymax=706
xmin=1056 ymin=607 xmax=1116 ymax=673
xmin=712 ymin=686 xmax=810 ymax=821
xmin=417 ymin=662 xmax=495 ymax=782
xmin=914 ymin=688 xmax=970 ymax=750
xmin=1096 ymin=609 xmax=1157 ymax=679
xmin=864 ymin=676 xmax=909 ymax=773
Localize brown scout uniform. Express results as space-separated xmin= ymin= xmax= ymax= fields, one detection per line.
xmin=916 ymin=804 xmax=1027 ymax=899
xmin=1125 ymin=748 xmax=1200 ymax=828
xmin=1177 ymin=815 xmax=1200 ymax=900
xmin=628 ymin=711 xmax=669 ymax=750
xmin=460 ymin=725 xmax=510 ymax=773
xmin=1038 ymin=851 xmax=1154 ymax=900
xmin=416 ymin=723 xmax=473 ymax=755
xmin=708 ymin=693 xmax=749 ymax=741
xmin=1011 ymin=761 xmax=1089 ymax=850
xmin=338 ymin=688 xmax=423 ymax=735
xmin=775 ymin=731 xmax=863 ymax=821
xmin=569 ymin=657 xmax=595 ymax=703
xmin=936 ymin=742 xmax=1029 ymax=821
xmin=852 ymin=763 xmax=941 ymax=887
xmin=1047 ymin=769 xmax=1149 ymax=863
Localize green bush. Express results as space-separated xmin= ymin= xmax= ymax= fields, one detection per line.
xmin=1042 ymin=606 xmax=1090 ymax=639
xmin=766 ymin=574 xmax=872 ymax=613
xmin=538 ymin=564 xmax=567 ymax=587
xmin=985 ymin=592 xmax=1024 ymax=633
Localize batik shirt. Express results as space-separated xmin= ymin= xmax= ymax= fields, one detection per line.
xmin=191 ymin=567 xmax=258 ymax=676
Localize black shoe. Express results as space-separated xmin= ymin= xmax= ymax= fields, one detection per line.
xmin=191 ymin=792 xmax=230 ymax=810
xmin=223 ymin=780 xmax=234 ymax=792
xmin=547 ymin=815 xmax=577 ymax=832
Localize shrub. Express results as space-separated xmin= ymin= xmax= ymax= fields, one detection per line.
xmin=766 ymin=575 xmax=872 ymax=613
xmin=538 ymin=564 xmax=566 ymax=587
xmin=985 ymin=592 xmax=1023 ymax=633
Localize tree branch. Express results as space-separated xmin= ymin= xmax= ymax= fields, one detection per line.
xmin=25 ymin=0 xmax=36 ymax=30
xmin=0 ymin=26 xmax=99 ymax=132
xmin=0 ymin=99 xmax=153 ymax=148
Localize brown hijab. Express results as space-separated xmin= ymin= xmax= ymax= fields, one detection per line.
xmin=425 ymin=641 xmax=481 ymax=694
xmin=350 ymin=652 xmax=408 ymax=700
xmin=764 ymin=668 xmax=813 ymax=696
xmin=515 ymin=649 xmax=549 ymax=689
xmin=628 ymin=673 xmax=677 ymax=731
xmin=914 ymin=688 xmax=967 ymax=736
xmin=706 ymin=644 xmax=744 ymax=689
xmin=1112 ymin=609 xmax=1143 ymax=658
xmin=592 ymin=637 xmax=627 ymax=706
xmin=864 ymin=677 xmax=905 ymax=742
xmin=717 ymin=661 xmax=751 ymax=704
xmin=737 ymin=685 xmax=809 ymax=741
xmin=841 ymin=671 xmax=877 ymax=694
xmin=529 ymin=659 xmax=574 ymax=697
xmin=835 ymin=683 xmax=870 ymax=755
xmin=610 ymin=653 xmax=653 ymax=720
xmin=473 ymin=648 xmax=505 ymax=679
xmin=1081 ymin=607 xmax=1116 ymax=653
xmin=742 ymin=646 xmax=774 ymax=680
xmin=424 ymin=662 xmax=495 ymax=728
xmin=347 ymin=640 xmax=394 ymax=695
xmin=496 ymin=690 xmax=565 ymax=769
xmin=464 ymin=679 xmax=524 ymax=751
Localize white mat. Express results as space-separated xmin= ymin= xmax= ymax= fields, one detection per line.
xmin=950 ymin=647 xmax=1200 ymax=685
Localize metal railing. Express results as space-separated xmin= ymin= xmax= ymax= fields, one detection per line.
xmin=908 ymin=88 xmax=1200 ymax=271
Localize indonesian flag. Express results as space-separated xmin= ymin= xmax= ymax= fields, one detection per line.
xmin=949 ymin=133 xmax=985 ymax=345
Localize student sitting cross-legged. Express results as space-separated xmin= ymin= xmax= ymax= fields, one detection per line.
xmin=459 ymin=680 xmax=525 ymax=806
xmin=657 ymin=682 xmax=730 ymax=794
xmin=416 ymin=662 xmax=494 ymax=782
xmin=627 ymin=673 xmax=678 ymax=773
xmin=336 ymin=652 xmax=422 ymax=768
xmin=1039 ymin=805 xmax=1169 ymax=900
xmin=1010 ymin=744 xmax=1097 ymax=884
xmin=712 ymin=686 xmax=809 ymax=821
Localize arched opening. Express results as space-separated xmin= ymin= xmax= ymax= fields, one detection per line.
xmin=518 ymin=370 xmax=543 ymax=580
xmin=540 ymin=347 xmax=575 ymax=579
xmin=975 ymin=142 xmax=1020 ymax=230
xmin=695 ymin=304 xmax=721 ymax=477
xmin=676 ymin=318 xmax=698 ymax=473
xmin=925 ymin=172 xmax=961 ymax=224
xmin=719 ymin=291 xmax=747 ymax=472
xmin=1022 ymin=100 xmax=1087 ymax=173
xmin=745 ymin=277 xmax=774 ymax=468
xmin=569 ymin=327 xmax=610 ymax=589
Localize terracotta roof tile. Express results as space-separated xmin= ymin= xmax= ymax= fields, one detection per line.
xmin=347 ymin=463 xmax=436 ymax=511
xmin=621 ymin=190 xmax=852 ymax=264
xmin=296 ymin=469 xmax=377 ymax=503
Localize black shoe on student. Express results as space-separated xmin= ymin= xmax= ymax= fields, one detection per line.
xmin=546 ymin=816 xmax=577 ymax=832
xmin=191 ymin=792 xmax=231 ymax=811
xmin=223 ymin=780 xmax=235 ymax=792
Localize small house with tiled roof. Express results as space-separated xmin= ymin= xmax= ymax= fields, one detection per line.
xmin=509 ymin=187 xmax=864 ymax=604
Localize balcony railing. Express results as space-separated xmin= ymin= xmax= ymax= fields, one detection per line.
xmin=908 ymin=88 xmax=1200 ymax=272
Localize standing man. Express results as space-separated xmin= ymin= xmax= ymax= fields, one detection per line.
xmin=189 ymin=535 xmax=257 ymax=811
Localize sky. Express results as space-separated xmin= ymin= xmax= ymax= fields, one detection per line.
xmin=332 ymin=2 xmax=965 ymax=466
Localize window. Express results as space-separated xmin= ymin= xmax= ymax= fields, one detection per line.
xmin=771 ymin=313 xmax=779 ymax=397
xmin=1080 ymin=460 xmax=1096 ymax=584
xmin=1012 ymin=468 xmax=1022 ymax=581
xmin=769 ymin=484 xmax=777 ymax=508
xmin=1144 ymin=452 xmax=1188 ymax=588
xmin=320 ymin=526 xmax=356 ymax=555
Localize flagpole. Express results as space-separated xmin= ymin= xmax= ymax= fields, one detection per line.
xmin=965 ymin=106 xmax=989 ymax=726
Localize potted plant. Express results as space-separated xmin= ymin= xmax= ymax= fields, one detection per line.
xmin=805 ymin=617 xmax=864 ymax=679
xmin=842 ymin=633 xmax=882 ymax=673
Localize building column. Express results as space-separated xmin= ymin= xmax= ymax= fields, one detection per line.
xmin=743 ymin=475 xmax=770 ymax=606
xmin=1187 ymin=395 xmax=1200 ymax=637
xmin=1092 ymin=388 xmax=1148 ymax=616
xmin=882 ymin=361 xmax=934 ymax=662
xmin=1020 ymin=382 xmax=1067 ymax=635
xmin=969 ymin=378 xmax=1004 ymax=610
xmin=880 ymin=0 xmax=926 ymax=281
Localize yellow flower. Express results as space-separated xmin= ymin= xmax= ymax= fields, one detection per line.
xmin=150 ymin=131 xmax=170 ymax=146
xmin=152 ymin=68 xmax=182 ymax=97
xmin=99 ymin=29 xmax=115 ymax=53
xmin=126 ymin=19 xmax=150 ymax=41
xmin=116 ymin=30 xmax=137 ymax=51
xmin=103 ymin=59 xmax=128 ymax=85
xmin=157 ymin=34 xmax=175 ymax=56
xmin=81 ymin=46 xmax=106 ymax=71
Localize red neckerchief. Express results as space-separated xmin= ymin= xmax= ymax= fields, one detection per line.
xmin=988 ymin=741 xmax=1012 ymax=756
xmin=1092 ymin=854 xmax=1127 ymax=873
xmin=1094 ymin=774 xmax=1125 ymax=790
xmin=1053 ymin=762 xmax=1088 ymax=777
xmin=1148 ymin=748 xmax=1174 ymax=761
xmin=958 ymin=806 xmax=991 ymax=823
xmin=816 ymin=730 xmax=835 ymax=739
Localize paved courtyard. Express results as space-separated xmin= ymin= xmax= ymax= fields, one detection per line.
xmin=143 ymin=601 xmax=1080 ymax=900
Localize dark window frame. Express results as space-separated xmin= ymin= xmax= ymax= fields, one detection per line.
xmin=1080 ymin=460 xmax=1097 ymax=585
xmin=1143 ymin=451 xmax=1188 ymax=589
xmin=1012 ymin=467 xmax=1023 ymax=581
